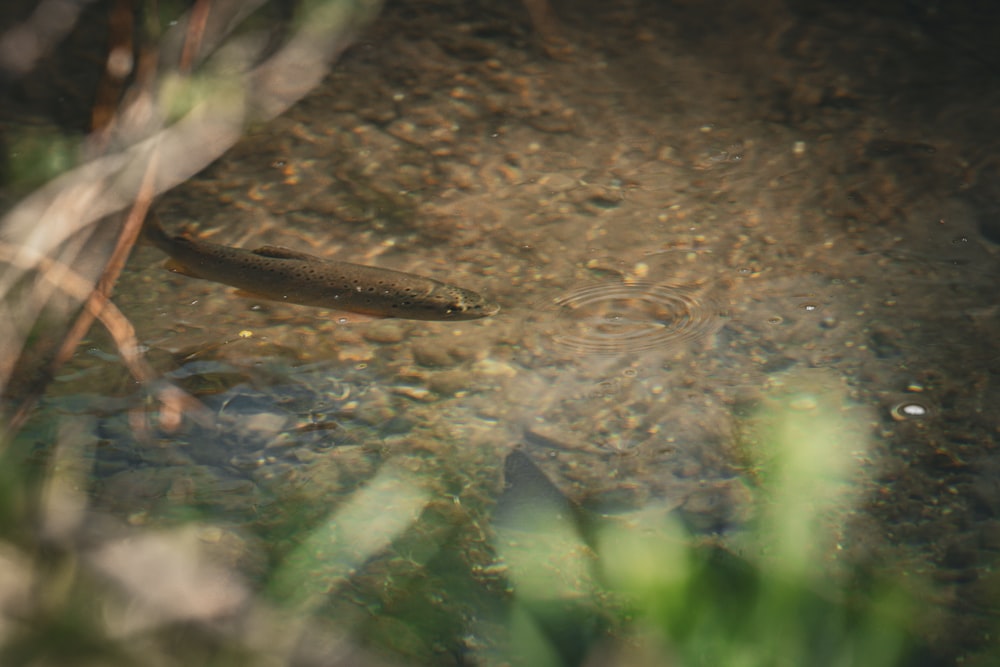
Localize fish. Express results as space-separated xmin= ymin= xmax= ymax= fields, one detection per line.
xmin=143 ymin=215 xmax=500 ymax=321
xmin=494 ymin=449 xmax=586 ymax=532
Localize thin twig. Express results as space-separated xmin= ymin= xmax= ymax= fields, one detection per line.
xmin=91 ymin=0 xmax=136 ymax=141
xmin=0 ymin=242 xmax=210 ymax=437
xmin=179 ymin=0 xmax=213 ymax=73
xmin=49 ymin=145 xmax=159 ymax=385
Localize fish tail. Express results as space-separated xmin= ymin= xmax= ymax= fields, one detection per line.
xmin=142 ymin=211 xmax=174 ymax=253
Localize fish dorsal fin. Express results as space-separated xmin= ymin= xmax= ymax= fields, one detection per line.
xmin=251 ymin=245 xmax=324 ymax=261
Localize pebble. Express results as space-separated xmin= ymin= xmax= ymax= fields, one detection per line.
xmin=391 ymin=385 xmax=433 ymax=402
xmin=412 ymin=341 xmax=457 ymax=367
xmin=363 ymin=322 xmax=408 ymax=344
xmin=354 ymin=387 xmax=396 ymax=425
xmin=238 ymin=412 xmax=290 ymax=437
xmin=426 ymin=369 xmax=477 ymax=396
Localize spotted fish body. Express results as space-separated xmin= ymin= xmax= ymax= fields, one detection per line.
xmin=145 ymin=218 xmax=499 ymax=321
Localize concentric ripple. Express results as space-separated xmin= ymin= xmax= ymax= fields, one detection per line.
xmin=543 ymin=281 xmax=723 ymax=355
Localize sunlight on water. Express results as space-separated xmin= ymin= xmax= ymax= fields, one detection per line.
xmin=271 ymin=463 xmax=430 ymax=615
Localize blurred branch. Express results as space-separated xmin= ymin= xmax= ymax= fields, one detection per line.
xmin=2 ymin=0 xmax=382 ymax=261
xmin=48 ymin=144 xmax=158 ymax=404
xmin=0 ymin=0 xmax=384 ymax=422
xmin=0 ymin=239 xmax=210 ymax=436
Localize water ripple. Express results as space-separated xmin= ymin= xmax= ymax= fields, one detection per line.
xmin=541 ymin=281 xmax=724 ymax=355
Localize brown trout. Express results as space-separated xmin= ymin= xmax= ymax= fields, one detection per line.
xmin=144 ymin=216 xmax=499 ymax=321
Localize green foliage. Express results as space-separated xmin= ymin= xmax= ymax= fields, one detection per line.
xmin=0 ymin=372 xmax=953 ymax=665
xmin=494 ymin=372 xmax=918 ymax=666
xmin=4 ymin=126 xmax=80 ymax=193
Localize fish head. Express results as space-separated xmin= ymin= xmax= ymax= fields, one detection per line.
xmin=445 ymin=286 xmax=502 ymax=320
xmin=392 ymin=284 xmax=500 ymax=320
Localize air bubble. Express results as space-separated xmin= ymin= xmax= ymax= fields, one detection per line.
xmin=890 ymin=401 xmax=932 ymax=421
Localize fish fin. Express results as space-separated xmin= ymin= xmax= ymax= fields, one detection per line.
xmin=232 ymin=288 xmax=286 ymax=302
xmin=232 ymin=288 xmax=258 ymax=296
xmin=163 ymin=258 xmax=204 ymax=278
xmin=230 ymin=289 xmax=383 ymax=323
xmin=142 ymin=212 xmax=172 ymax=250
xmin=251 ymin=245 xmax=325 ymax=261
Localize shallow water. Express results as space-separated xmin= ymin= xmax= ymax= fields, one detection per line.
xmin=4 ymin=0 xmax=1000 ymax=664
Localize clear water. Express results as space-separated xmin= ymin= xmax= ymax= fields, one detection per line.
xmin=3 ymin=0 xmax=1000 ymax=664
